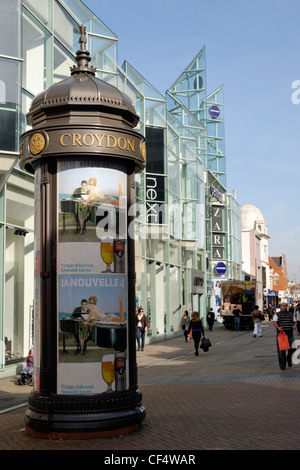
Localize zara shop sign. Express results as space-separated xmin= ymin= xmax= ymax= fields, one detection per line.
xmin=211 ymin=205 xmax=224 ymax=260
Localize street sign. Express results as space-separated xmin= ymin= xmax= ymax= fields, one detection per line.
xmin=209 ymin=105 xmax=220 ymax=119
xmin=215 ymin=262 xmax=226 ymax=275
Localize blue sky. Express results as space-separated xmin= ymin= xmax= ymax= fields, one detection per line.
xmin=84 ymin=0 xmax=300 ymax=283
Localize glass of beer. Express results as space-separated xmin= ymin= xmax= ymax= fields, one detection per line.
xmin=101 ymin=354 xmax=115 ymax=392
xmin=100 ymin=238 xmax=114 ymax=272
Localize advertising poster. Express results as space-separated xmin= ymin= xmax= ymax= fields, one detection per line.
xmin=212 ymin=279 xmax=222 ymax=322
xmin=56 ymin=162 xmax=128 ymax=395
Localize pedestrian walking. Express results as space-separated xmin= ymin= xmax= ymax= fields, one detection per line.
xmin=188 ymin=311 xmax=205 ymax=356
xmin=135 ymin=307 xmax=148 ymax=351
xmin=206 ymin=308 xmax=215 ymax=331
xmin=181 ymin=310 xmax=191 ymax=342
xmin=273 ymin=302 xmax=297 ymax=370
xmin=232 ymin=305 xmax=242 ymax=332
xmin=251 ymin=305 xmax=263 ymax=338
xmin=267 ymin=303 xmax=274 ymax=321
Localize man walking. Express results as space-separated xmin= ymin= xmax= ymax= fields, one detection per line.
xmin=273 ymin=302 xmax=297 ymax=370
xmin=206 ymin=308 xmax=215 ymax=332
xmin=232 ymin=305 xmax=242 ymax=332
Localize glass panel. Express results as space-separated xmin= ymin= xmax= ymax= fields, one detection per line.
xmin=6 ymin=175 xmax=35 ymax=230
xmin=155 ymin=242 xmax=165 ymax=263
xmin=119 ymin=74 xmax=144 ymax=121
xmin=155 ymin=261 xmax=165 ymax=334
xmin=169 ymin=265 xmax=180 ymax=330
xmin=182 ymin=162 xmax=197 ymax=200
xmin=96 ymin=70 xmax=118 ymax=88
xmin=168 ymin=152 xmax=180 ymax=197
xmin=5 ymin=227 xmax=34 ymax=363
xmin=22 ymin=11 xmax=49 ymax=95
xmin=122 ymin=61 xmax=165 ymax=101
xmin=54 ymin=39 xmax=75 ymax=83
xmin=182 ymin=246 xmax=193 ymax=268
xmin=182 ymin=201 xmax=196 ymax=239
xmin=62 ymin=0 xmax=117 ymax=38
xmin=218 ymin=156 xmax=226 ymax=173
xmin=167 ymin=126 xmax=179 ymax=155
xmin=168 ymin=193 xmax=181 ymax=239
xmin=0 ymin=58 xmax=20 ymax=152
xmin=23 ymin=0 xmax=50 ymax=27
xmin=208 ymin=155 xmax=217 ymax=172
xmin=54 ymin=2 xmax=80 ymax=53
xmin=181 ymin=139 xmax=196 ymax=160
xmin=206 ymin=121 xmax=217 ymax=138
xmin=0 ymin=0 xmax=20 ymax=57
xmin=90 ymin=35 xmax=117 ymax=73
xmin=218 ymin=174 xmax=226 ymax=187
xmin=170 ymin=242 xmax=179 ymax=265
xmin=21 ymin=89 xmax=34 ymax=134
xmin=0 ymin=188 xmax=4 ymax=222
xmin=145 ymin=100 xmax=166 ymax=127
xmin=135 ymin=256 xmax=146 ymax=310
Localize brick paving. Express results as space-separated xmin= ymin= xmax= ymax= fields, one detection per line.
xmin=0 ymin=320 xmax=300 ymax=450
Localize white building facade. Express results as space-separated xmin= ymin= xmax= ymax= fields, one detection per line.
xmin=241 ymin=204 xmax=270 ymax=308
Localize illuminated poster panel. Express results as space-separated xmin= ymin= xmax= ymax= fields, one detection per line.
xmin=56 ymin=161 xmax=128 ymax=395
xmin=212 ymin=278 xmax=222 ymax=322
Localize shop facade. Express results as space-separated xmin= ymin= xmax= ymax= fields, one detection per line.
xmin=0 ymin=0 xmax=241 ymax=374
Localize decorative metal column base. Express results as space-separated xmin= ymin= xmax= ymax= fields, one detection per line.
xmin=24 ymin=389 xmax=146 ymax=439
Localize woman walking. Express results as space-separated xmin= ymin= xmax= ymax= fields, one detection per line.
xmin=181 ymin=310 xmax=191 ymax=342
xmin=135 ymin=307 xmax=148 ymax=351
xmin=188 ymin=311 xmax=205 ymax=356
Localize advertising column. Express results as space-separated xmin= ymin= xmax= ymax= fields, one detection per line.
xmin=19 ymin=26 xmax=146 ymax=438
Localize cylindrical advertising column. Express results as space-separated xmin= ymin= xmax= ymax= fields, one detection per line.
xmin=19 ymin=26 xmax=146 ymax=438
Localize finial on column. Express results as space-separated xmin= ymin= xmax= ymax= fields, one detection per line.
xmin=70 ymin=25 xmax=96 ymax=75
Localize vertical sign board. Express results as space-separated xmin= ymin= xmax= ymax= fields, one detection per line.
xmin=56 ymin=161 xmax=128 ymax=395
xmin=146 ymin=174 xmax=165 ymax=224
xmin=211 ymin=205 xmax=224 ymax=260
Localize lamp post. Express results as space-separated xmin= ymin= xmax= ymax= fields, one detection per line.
xmin=19 ymin=26 xmax=146 ymax=439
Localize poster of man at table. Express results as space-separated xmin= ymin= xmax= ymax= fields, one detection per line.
xmin=57 ymin=163 xmax=126 ymax=242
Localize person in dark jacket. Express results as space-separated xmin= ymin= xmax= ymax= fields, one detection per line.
xmin=273 ymin=302 xmax=297 ymax=370
xmin=206 ymin=308 xmax=215 ymax=332
xmin=135 ymin=307 xmax=148 ymax=351
xmin=188 ymin=311 xmax=205 ymax=356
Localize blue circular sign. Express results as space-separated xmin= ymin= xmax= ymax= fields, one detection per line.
xmin=215 ymin=262 xmax=226 ymax=276
xmin=209 ymin=105 xmax=220 ymax=119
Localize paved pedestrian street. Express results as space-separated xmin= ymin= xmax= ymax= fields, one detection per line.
xmin=0 ymin=320 xmax=299 ymax=452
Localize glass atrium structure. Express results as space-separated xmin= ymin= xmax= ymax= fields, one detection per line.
xmin=0 ymin=0 xmax=241 ymax=374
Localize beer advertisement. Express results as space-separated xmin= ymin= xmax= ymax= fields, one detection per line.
xmin=56 ymin=161 xmax=128 ymax=395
